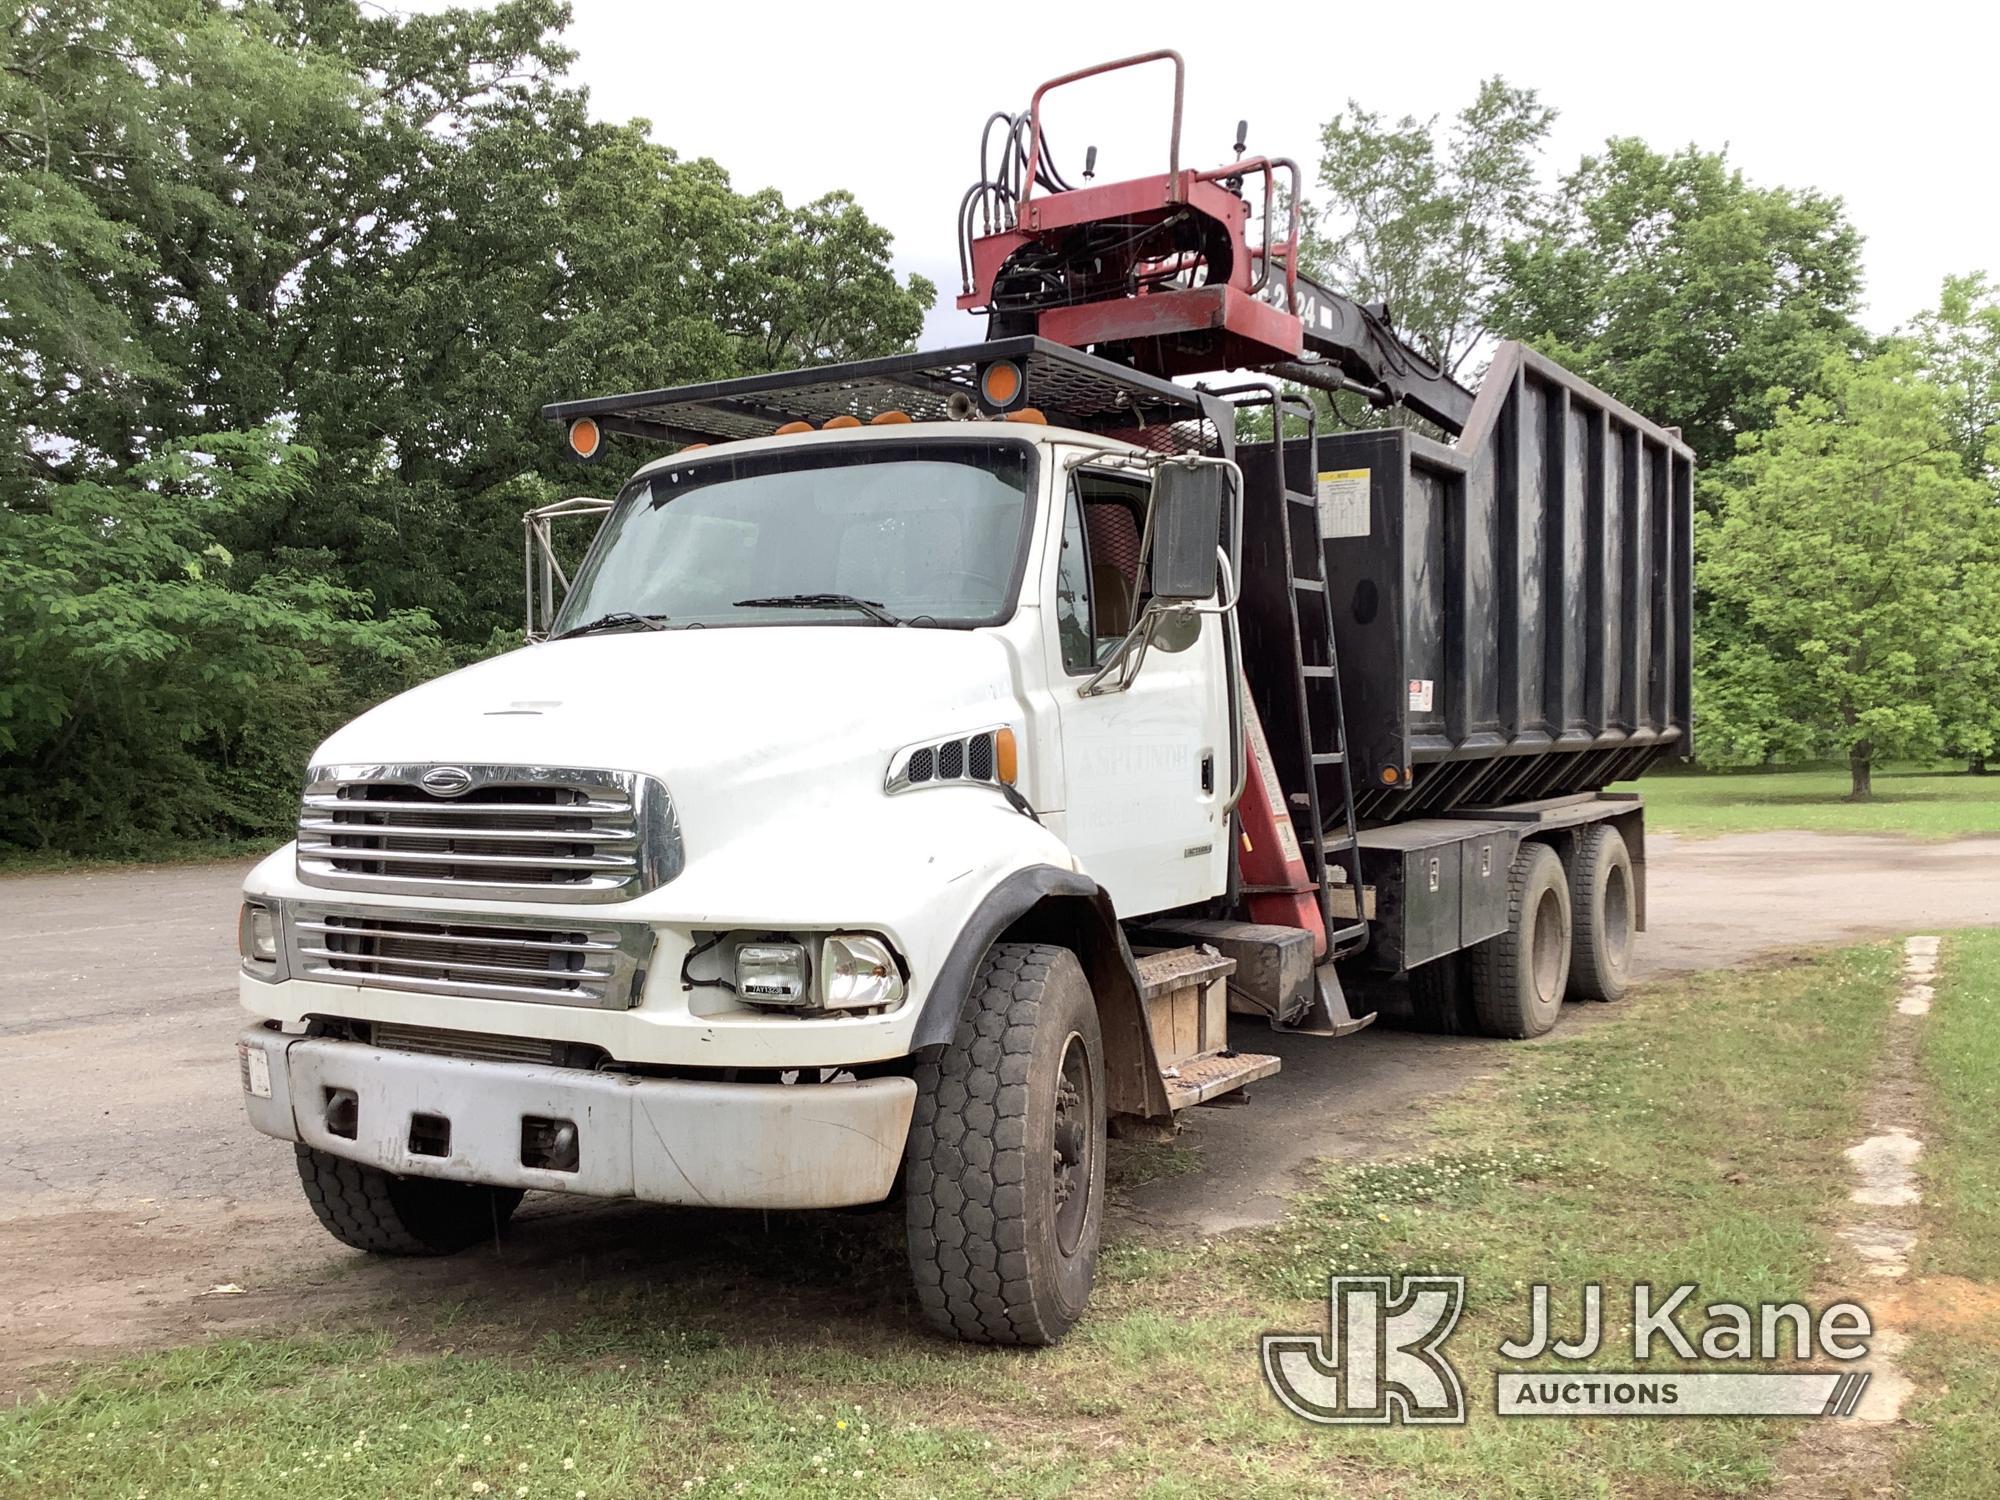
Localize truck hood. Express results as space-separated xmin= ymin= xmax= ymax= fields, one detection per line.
xmin=313 ymin=627 xmax=1030 ymax=849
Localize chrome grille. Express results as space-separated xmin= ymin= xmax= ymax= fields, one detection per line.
xmin=288 ymin=904 xmax=652 ymax=1009
xmin=297 ymin=763 xmax=680 ymax=903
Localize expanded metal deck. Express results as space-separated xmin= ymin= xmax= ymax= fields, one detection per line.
xmin=541 ymin=338 xmax=1225 ymax=455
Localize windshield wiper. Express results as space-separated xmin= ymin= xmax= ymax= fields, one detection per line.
xmin=553 ymin=610 xmax=673 ymax=640
xmin=732 ymin=593 xmax=902 ymax=626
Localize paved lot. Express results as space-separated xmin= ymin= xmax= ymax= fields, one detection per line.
xmin=3 ymin=831 xmax=1997 ymax=1392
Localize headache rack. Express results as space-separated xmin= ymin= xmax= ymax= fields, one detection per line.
xmin=540 ymin=337 xmax=1230 ymax=456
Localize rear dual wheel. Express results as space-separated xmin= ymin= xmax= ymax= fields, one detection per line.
xmin=1467 ymin=842 xmax=1572 ymax=1038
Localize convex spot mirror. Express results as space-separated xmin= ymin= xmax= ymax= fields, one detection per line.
xmin=1149 ymin=462 xmax=1227 ymax=602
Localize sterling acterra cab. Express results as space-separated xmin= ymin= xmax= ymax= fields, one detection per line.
xmin=235 ymin=56 xmax=1691 ymax=1346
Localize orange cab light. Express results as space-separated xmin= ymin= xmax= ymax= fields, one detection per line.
xmin=1380 ymin=765 xmax=1401 ymax=785
xmin=980 ymin=360 xmax=1023 ymax=407
xmin=870 ymin=409 xmax=914 ymax=424
xmin=774 ymin=420 xmax=813 ymax=435
xmin=679 ymin=442 xmax=709 ymax=452
xmin=1002 ymin=407 xmax=1047 ymax=425
xmin=822 ymin=414 xmax=862 ymax=429
xmin=567 ymin=416 xmax=602 ymax=459
xmin=995 ymin=727 xmax=1019 ymax=785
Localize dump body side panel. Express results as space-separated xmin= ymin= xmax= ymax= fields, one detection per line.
xmin=1276 ymin=343 xmax=1693 ymax=826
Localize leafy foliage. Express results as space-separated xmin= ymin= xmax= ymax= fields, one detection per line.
xmin=1308 ymin=78 xmax=1554 ymax=381
xmin=1491 ymin=139 xmax=1868 ymax=468
xmin=1 ymin=0 xmax=931 ymax=850
xmin=1694 ymin=349 xmax=1999 ymax=795
xmin=0 ymin=429 xmax=442 ymax=848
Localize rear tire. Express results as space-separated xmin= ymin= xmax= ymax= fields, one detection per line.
xmin=1467 ymin=842 xmax=1571 ymax=1039
xmin=1566 ymin=824 xmax=1635 ymax=1002
xmin=905 ymin=943 xmax=1105 ymax=1346
xmin=294 ymin=1145 xmax=522 ymax=1255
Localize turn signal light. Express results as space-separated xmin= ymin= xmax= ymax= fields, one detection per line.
xmin=995 ymin=727 xmax=1018 ymax=784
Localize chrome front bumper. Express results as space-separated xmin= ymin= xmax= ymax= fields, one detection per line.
xmin=238 ymin=1029 xmax=915 ymax=1209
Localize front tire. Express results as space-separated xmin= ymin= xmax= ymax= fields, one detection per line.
xmin=294 ymin=1145 xmax=522 ymax=1255
xmin=1467 ymin=842 xmax=1572 ymax=1039
xmin=905 ymin=943 xmax=1106 ymax=1346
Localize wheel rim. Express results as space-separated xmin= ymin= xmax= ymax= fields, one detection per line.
xmin=1602 ymin=863 xmax=1633 ymax=969
xmin=1051 ymin=1030 xmax=1096 ymax=1257
xmin=1530 ymin=888 xmax=1565 ymax=1003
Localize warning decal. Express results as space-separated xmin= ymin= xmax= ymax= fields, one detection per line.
xmin=1316 ymin=468 xmax=1371 ymax=538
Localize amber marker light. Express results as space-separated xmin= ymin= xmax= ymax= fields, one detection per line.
xmin=1002 ymin=407 xmax=1048 ymax=425
xmin=980 ymin=359 xmax=1023 ymax=409
xmin=567 ymin=416 xmax=602 ymax=459
xmin=870 ymin=409 xmax=914 ymax=424
xmin=995 ymin=727 xmax=1019 ymax=784
xmin=774 ymin=420 xmax=813 ymax=435
xmin=822 ymin=414 xmax=862 ymax=429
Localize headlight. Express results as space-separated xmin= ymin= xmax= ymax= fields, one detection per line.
xmin=238 ymin=900 xmax=283 ymax=978
xmin=736 ymin=942 xmax=810 ymax=1005
xmin=821 ymin=933 xmax=905 ymax=1011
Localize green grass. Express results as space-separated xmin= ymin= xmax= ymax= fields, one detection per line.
xmin=1614 ymin=764 xmax=2000 ymax=839
xmin=1 ymin=946 xmax=1909 ymax=1499
xmin=1899 ymin=930 xmax=2000 ymax=1500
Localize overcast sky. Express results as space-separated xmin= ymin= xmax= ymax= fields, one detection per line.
xmin=523 ymin=0 xmax=1993 ymax=349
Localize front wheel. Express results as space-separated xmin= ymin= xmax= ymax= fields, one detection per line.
xmin=905 ymin=943 xmax=1105 ymax=1346
xmin=295 ymin=1146 xmax=522 ymax=1255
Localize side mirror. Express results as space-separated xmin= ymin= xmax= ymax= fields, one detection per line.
xmin=1149 ymin=462 xmax=1228 ymax=601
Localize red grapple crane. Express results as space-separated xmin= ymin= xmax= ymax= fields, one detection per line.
xmin=956 ymin=50 xmax=1477 ymax=432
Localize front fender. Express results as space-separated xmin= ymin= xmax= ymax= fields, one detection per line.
xmin=913 ymin=863 xmax=1173 ymax=1124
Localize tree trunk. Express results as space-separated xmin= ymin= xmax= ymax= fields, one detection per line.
xmin=1970 ymin=754 xmax=1989 ymax=776
xmin=1848 ymin=744 xmax=1874 ymax=801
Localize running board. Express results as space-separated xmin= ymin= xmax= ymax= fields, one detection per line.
xmin=1163 ymin=1049 xmax=1283 ymax=1109
xmin=1133 ymin=945 xmax=1282 ymax=1111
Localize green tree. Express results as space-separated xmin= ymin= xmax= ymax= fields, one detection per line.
xmin=1911 ymin=273 xmax=2000 ymax=767
xmin=1696 ymin=349 xmax=1994 ymax=798
xmin=1492 ymin=139 xmax=1867 ymax=468
xmin=1 ymin=0 xmax=932 ymax=851
xmin=0 ymin=428 xmax=440 ymax=849
xmin=1308 ymin=77 xmax=1554 ymax=382
xmin=3 ymin=0 xmax=933 ymax=636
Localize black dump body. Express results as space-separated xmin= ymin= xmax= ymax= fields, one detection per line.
xmin=1238 ymin=343 xmax=1693 ymax=828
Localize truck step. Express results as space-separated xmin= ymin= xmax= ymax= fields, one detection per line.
xmin=1163 ymin=1048 xmax=1282 ymax=1110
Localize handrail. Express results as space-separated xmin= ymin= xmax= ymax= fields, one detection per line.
xmin=1021 ymin=49 xmax=1184 ymax=211
xmin=1194 ymin=155 xmax=1301 ymax=310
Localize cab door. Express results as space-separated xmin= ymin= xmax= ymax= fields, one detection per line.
xmin=1045 ymin=463 xmax=1231 ymax=917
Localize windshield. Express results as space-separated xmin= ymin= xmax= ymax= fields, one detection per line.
xmin=553 ymin=437 xmax=1037 ymax=631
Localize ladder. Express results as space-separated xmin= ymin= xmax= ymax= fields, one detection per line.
xmin=1215 ymin=383 xmax=1371 ymax=959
